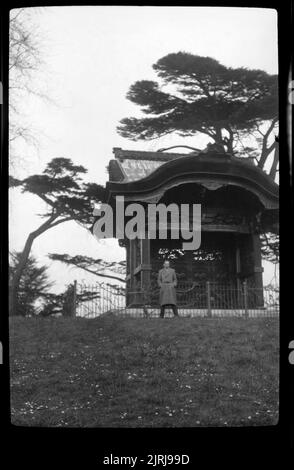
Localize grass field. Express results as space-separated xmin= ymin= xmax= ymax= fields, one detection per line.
xmin=9 ymin=315 xmax=279 ymax=427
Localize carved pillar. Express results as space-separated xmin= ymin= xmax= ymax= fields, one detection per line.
xmin=127 ymin=239 xmax=137 ymax=305
xmin=140 ymin=238 xmax=151 ymax=291
xmin=235 ymin=242 xmax=241 ymax=289
xmin=125 ymin=239 xmax=131 ymax=306
xmin=129 ymin=238 xmax=144 ymax=305
xmin=129 ymin=239 xmax=135 ymax=287
xmin=251 ymin=234 xmax=264 ymax=306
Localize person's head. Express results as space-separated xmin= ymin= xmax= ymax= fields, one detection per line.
xmin=163 ymin=260 xmax=170 ymax=269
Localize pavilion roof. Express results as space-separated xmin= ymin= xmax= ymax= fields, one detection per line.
xmin=106 ymin=148 xmax=279 ymax=211
xmin=108 ymin=147 xmax=202 ymax=182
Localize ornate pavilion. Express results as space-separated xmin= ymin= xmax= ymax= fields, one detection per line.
xmin=100 ymin=147 xmax=279 ymax=311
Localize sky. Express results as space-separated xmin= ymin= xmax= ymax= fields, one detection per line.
xmin=9 ymin=6 xmax=279 ymax=292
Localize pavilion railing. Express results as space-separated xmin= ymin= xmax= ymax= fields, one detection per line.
xmin=128 ymin=281 xmax=278 ymax=317
xmin=74 ymin=280 xmax=279 ymax=318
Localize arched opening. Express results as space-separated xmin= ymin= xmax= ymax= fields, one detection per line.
xmin=147 ymin=182 xmax=264 ymax=298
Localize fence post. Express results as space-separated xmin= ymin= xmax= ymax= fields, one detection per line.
xmin=72 ymin=280 xmax=77 ymax=317
xmin=243 ymin=280 xmax=248 ymax=318
xmin=206 ymin=281 xmax=212 ymax=318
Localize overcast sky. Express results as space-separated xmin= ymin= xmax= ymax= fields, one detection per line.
xmin=9 ymin=6 xmax=279 ymax=292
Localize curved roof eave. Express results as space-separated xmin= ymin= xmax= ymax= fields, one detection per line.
xmin=106 ymin=153 xmax=279 ymax=209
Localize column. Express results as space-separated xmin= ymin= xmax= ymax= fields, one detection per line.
xmin=251 ymin=234 xmax=264 ymax=306
xmin=140 ymin=238 xmax=151 ymax=291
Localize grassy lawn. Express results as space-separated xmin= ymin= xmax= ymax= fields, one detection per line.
xmin=9 ymin=315 xmax=279 ymax=427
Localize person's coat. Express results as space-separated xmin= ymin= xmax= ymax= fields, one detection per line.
xmin=157 ymin=267 xmax=177 ymax=306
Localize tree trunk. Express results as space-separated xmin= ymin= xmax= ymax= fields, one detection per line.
xmin=269 ymin=139 xmax=279 ymax=180
xmin=9 ymin=214 xmax=59 ymax=316
xmin=226 ymin=131 xmax=234 ymax=154
xmin=258 ymin=140 xmax=275 ymax=169
xmin=258 ymin=117 xmax=278 ymax=170
xmin=9 ymin=233 xmax=35 ymax=316
xmin=214 ymin=126 xmax=226 ymax=152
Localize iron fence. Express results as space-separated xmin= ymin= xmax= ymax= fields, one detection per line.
xmin=73 ymin=280 xmax=279 ymax=318
xmin=76 ymin=281 xmax=126 ymax=318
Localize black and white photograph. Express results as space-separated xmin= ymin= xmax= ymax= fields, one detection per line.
xmin=6 ymin=5 xmax=282 ymax=433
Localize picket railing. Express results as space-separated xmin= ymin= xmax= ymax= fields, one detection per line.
xmin=71 ymin=280 xmax=279 ymax=319
xmin=75 ymin=281 xmax=125 ymax=318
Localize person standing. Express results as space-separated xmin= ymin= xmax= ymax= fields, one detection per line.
xmin=157 ymin=260 xmax=179 ymax=318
